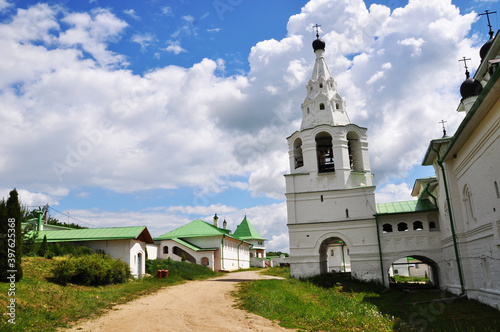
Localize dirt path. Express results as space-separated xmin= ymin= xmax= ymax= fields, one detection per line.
xmin=65 ymin=270 xmax=296 ymax=332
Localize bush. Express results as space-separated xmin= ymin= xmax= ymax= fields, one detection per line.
xmin=52 ymin=253 xmax=131 ymax=286
xmin=146 ymin=259 xmax=221 ymax=280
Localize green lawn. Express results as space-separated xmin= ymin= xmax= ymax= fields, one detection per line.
xmin=234 ymin=267 xmax=500 ymax=332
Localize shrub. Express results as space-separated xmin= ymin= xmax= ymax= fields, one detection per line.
xmin=52 ymin=253 xmax=131 ymax=286
xmin=146 ymin=259 xmax=221 ymax=280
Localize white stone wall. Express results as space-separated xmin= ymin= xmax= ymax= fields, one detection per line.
xmin=146 ymin=243 xmax=158 ymax=260
xmin=288 ymin=218 xmax=380 ymax=282
xmin=157 ymin=237 xmax=250 ymax=271
xmin=76 ymin=239 xmax=147 ymax=278
xmin=440 ymin=92 xmax=500 ymax=309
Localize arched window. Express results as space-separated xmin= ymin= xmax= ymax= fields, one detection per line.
xmin=347 ymin=131 xmax=362 ymax=172
xmin=382 ymin=224 xmax=393 ymax=233
xmin=429 ymin=221 xmax=436 ymax=230
xmin=463 ymin=185 xmax=475 ymax=221
xmin=413 ymin=221 xmax=423 ymax=231
xmin=316 ymin=132 xmax=334 ymax=173
xmin=319 ymin=103 xmax=325 ymax=110
xmin=397 ymin=222 xmax=408 ymax=232
xmin=163 ymin=246 xmax=168 ymax=254
xmin=294 ymin=138 xmax=304 ymax=168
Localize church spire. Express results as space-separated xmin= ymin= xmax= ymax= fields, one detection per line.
xmin=300 ymin=28 xmax=350 ymax=131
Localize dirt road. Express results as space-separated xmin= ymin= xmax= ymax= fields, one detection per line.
xmin=65 ymin=270 xmax=296 ymax=332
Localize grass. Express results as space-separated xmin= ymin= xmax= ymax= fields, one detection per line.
xmin=0 ymin=257 xmax=222 ymax=331
xmin=234 ymin=267 xmax=500 ymax=332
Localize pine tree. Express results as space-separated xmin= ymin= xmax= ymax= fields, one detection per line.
xmin=38 ymin=235 xmax=48 ymax=257
xmin=1 ymin=189 xmax=24 ymax=281
xmin=0 ymin=199 xmax=7 ymax=281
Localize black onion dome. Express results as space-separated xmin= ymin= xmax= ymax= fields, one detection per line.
xmin=480 ymin=38 xmax=493 ymax=60
xmin=460 ymin=78 xmax=483 ymax=99
xmin=312 ymin=38 xmax=325 ymax=51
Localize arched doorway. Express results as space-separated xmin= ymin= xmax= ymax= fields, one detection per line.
xmin=319 ymin=237 xmax=350 ymax=274
xmin=388 ymin=255 xmax=439 ymax=288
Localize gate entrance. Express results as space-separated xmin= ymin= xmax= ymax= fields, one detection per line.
xmin=388 ymin=255 xmax=439 ymax=288
xmin=319 ymin=237 xmax=350 ymax=274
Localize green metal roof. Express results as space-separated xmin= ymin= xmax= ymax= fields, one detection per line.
xmin=35 ymin=226 xmax=154 ymax=244
xmin=169 ymin=238 xmax=219 ymax=252
xmin=375 ymin=199 xmax=437 ymax=215
xmin=233 ymin=216 xmax=266 ymax=241
xmin=154 ymin=219 xmax=227 ymax=240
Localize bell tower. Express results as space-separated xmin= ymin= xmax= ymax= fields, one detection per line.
xmin=285 ymin=29 xmax=378 ymax=279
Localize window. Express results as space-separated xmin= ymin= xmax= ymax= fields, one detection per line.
xmin=201 ymin=257 xmax=209 ymax=266
xmin=320 ymin=195 xmax=324 ymax=202
xmin=319 ymin=83 xmax=323 ymax=88
xmin=495 ymin=181 xmax=500 ymax=199
xmin=382 ymin=224 xmax=393 ymax=233
xmin=429 ymin=221 xmax=437 ymax=230
xmin=294 ymin=138 xmax=304 ymax=168
xmin=347 ymin=131 xmax=362 ymax=172
xmin=413 ymin=221 xmax=423 ymax=231
xmin=163 ymin=246 xmax=169 ymax=254
xmin=316 ymin=132 xmax=334 ymax=173
xmin=397 ymin=222 xmax=408 ymax=232
xmin=331 ymin=249 xmax=334 ymax=257
xmin=463 ymin=185 xmax=475 ymax=221
xmin=319 ymin=103 xmax=325 ymax=110
xmin=307 ymin=107 xmax=310 ymax=114
xmin=345 ymin=209 xmax=349 ymax=218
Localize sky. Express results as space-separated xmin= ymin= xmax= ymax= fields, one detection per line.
xmin=0 ymin=0 xmax=498 ymax=252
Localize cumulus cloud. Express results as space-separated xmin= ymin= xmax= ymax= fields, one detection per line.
xmin=375 ymin=183 xmax=415 ymax=203
xmin=58 ymin=8 xmax=128 ymax=66
xmin=0 ymin=0 xmax=482 ymax=251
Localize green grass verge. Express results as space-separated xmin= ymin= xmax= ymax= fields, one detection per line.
xmin=235 ymin=267 xmax=500 ymax=332
xmin=0 ymin=257 xmax=221 ymax=331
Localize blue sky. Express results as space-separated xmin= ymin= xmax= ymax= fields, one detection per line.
xmin=0 ymin=0 xmax=498 ymax=252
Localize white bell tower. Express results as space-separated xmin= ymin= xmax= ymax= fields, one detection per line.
xmin=285 ymin=28 xmax=378 ymax=279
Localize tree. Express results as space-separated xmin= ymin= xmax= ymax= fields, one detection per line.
xmin=0 ymin=199 xmax=7 ymax=281
xmin=38 ymin=235 xmax=48 ymax=257
xmin=0 ymin=189 xmax=24 ymax=281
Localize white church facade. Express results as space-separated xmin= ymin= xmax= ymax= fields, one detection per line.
xmin=286 ymin=28 xmax=500 ymax=310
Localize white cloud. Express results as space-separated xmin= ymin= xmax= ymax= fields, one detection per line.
xmin=0 ymin=0 xmax=12 ymax=11
xmin=161 ymin=6 xmax=173 ymax=16
xmin=165 ymin=40 xmax=186 ymax=54
xmin=375 ymin=183 xmax=415 ymax=203
xmin=123 ymin=9 xmax=140 ymax=20
xmin=132 ymin=33 xmax=154 ymax=51
xmin=0 ymin=0 xmax=482 ymax=252
xmin=0 ymin=187 xmax=68 ymax=207
xmin=59 ymin=8 xmax=128 ymax=66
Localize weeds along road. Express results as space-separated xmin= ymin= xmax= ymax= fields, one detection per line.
xmin=64 ymin=270 xmax=296 ymax=332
